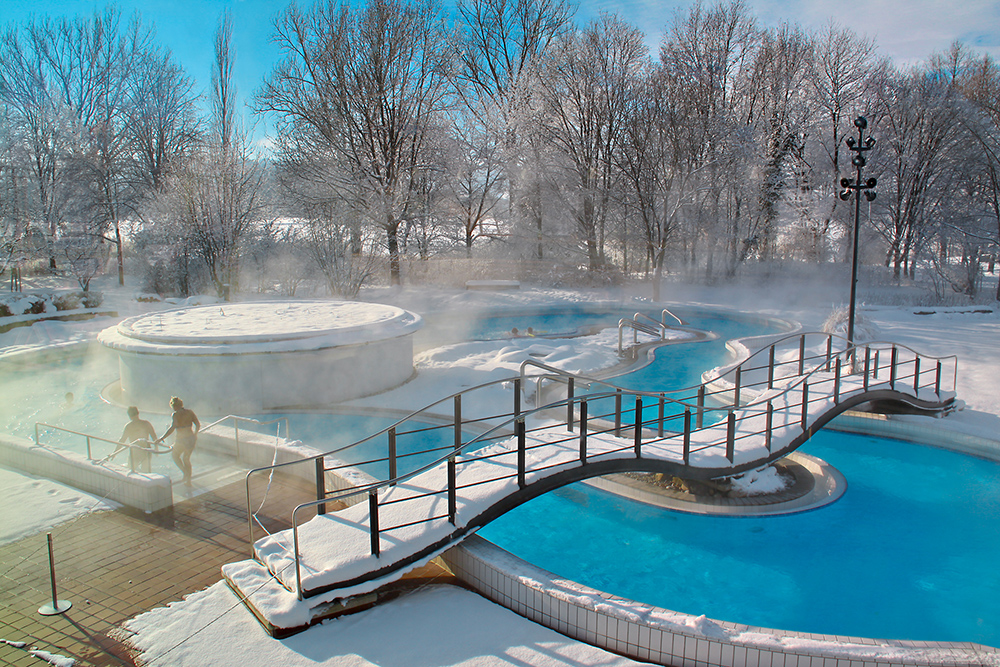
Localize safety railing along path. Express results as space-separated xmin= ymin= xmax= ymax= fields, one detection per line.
xmin=232 ymin=334 xmax=957 ymax=606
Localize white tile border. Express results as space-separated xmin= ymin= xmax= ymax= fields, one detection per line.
xmin=443 ymin=535 xmax=997 ymax=667
xmin=442 ymin=415 xmax=1000 ymax=667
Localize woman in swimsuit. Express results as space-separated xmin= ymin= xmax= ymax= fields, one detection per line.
xmin=157 ymin=396 xmax=200 ymax=486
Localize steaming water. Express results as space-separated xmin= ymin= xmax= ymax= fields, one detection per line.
xmin=478 ymin=430 xmax=1000 ymax=645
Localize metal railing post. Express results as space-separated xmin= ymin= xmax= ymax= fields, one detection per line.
xmin=696 ymin=385 xmax=705 ymax=429
xmin=834 ymin=357 xmax=841 ymax=404
xmin=913 ymin=357 xmax=921 ymax=394
xmin=86 ymin=436 xmax=92 ymax=460
xmin=767 ymin=345 xmax=775 ymax=389
xmin=890 ymin=347 xmax=898 ymax=390
xmin=726 ymin=412 xmax=735 ymax=463
xmin=874 ymin=349 xmax=881 ymax=379
xmin=315 ymin=457 xmax=327 ymax=515
xmin=566 ymin=378 xmax=575 ymax=432
xmin=682 ymin=409 xmax=691 ymax=465
xmin=765 ymin=401 xmax=773 ymax=452
xmin=517 ymin=420 xmax=526 ymax=488
xmin=369 ymin=491 xmax=380 ymax=557
xmin=935 ymin=361 xmax=942 ymax=397
xmin=388 ymin=428 xmax=397 ymax=481
xmin=798 ymin=334 xmax=806 ymax=376
xmin=801 ymin=382 xmax=809 ymax=432
xmin=733 ymin=367 xmax=741 ymax=407
xmin=633 ymin=397 xmax=643 ymax=458
xmin=864 ymin=346 xmax=871 ymax=391
xmin=579 ymin=401 xmax=588 ymax=464
xmin=234 ymin=422 xmax=240 ymax=460
xmin=454 ymin=395 xmax=462 ymax=450
xmin=658 ymin=394 xmax=665 ymax=438
xmin=514 ymin=378 xmax=521 ymax=419
xmin=614 ymin=389 xmax=622 ymax=437
xmin=447 ymin=456 xmax=457 ymax=525
xmin=825 ymin=336 xmax=833 ymax=371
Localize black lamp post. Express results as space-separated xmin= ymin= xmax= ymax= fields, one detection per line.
xmin=839 ymin=116 xmax=877 ymax=348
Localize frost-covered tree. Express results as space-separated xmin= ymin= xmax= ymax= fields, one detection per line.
xmin=260 ymin=0 xmax=452 ymax=286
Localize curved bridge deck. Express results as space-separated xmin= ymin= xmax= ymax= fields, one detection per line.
xmin=222 ymin=334 xmax=957 ymax=634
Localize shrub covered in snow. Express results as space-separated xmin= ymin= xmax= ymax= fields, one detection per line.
xmin=821 ymin=306 xmax=881 ymax=342
xmin=0 ymin=291 xmax=103 ymax=318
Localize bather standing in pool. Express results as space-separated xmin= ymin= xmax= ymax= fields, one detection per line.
xmin=157 ymin=396 xmax=200 ymax=486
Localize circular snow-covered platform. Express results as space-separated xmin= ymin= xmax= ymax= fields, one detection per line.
xmin=98 ymin=301 xmax=423 ymax=414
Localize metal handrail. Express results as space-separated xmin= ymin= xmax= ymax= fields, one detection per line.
xmin=617 ymin=317 xmax=664 ymax=354
xmin=33 ymin=422 xmax=171 ymax=470
xmin=245 ymin=334 xmax=957 ymax=600
xmin=278 ymin=338 xmax=955 ymax=599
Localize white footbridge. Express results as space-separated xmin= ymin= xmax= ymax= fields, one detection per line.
xmin=222 ymin=332 xmax=957 ymax=636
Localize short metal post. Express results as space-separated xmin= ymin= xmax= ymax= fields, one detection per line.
xmin=315 ymin=457 xmax=327 ymax=516
xmin=890 ymin=347 xmax=898 ymax=390
xmin=517 ymin=420 xmax=526 ymax=488
xmin=579 ymin=401 xmax=588 ymax=464
xmin=765 ymin=401 xmax=773 ymax=452
xmin=86 ymin=436 xmax=92 ymax=460
xmin=657 ymin=394 xmax=665 ymax=438
xmin=874 ymin=349 xmax=881 ymax=379
xmin=369 ymin=491 xmax=380 ymax=557
xmin=614 ymin=389 xmax=622 ymax=437
xmin=767 ymin=345 xmax=775 ymax=389
xmin=825 ymin=336 xmax=833 ymax=371
xmin=726 ymin=411 xmax=735 ymax=463
xmin=696 ymin=385 xmax=705 ymax=429
xmin=566 ymin=378 xmax=575 ymax=432
xmin=38 ymin=533 xmax=71 ymax=616
xmin=798 ymin=334 xmax=806 ymax=376
xmin=801 ymin=382 xmax=809 ymax=431
xmin=834 ymin=357 xmax=841 ymax=404
xmin=682 ymin=408 xmax=691 ymax=465
xmin=447 ymin=456 xmax=457 ymax=525
xmin=913 ymin=357 xmax=921 ymax=394
xmin=388 ymin=427 xmax=397 ymax=481
xmin=633 ymin=397 xmax=643 ymax=458
xmin=733 ymin=367 xmax=741 ymax=407
xmin=935 ymin=361 xmax=942 ymax=396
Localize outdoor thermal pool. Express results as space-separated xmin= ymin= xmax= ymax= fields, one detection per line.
xmin=2 ymin=302 xmax=997 ymax=650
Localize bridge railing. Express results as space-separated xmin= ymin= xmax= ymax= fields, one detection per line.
xmin=272 ymin=337 xmax=957 ymax=599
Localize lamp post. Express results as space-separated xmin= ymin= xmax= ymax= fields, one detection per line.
xmin=839 ymin=116 xmax=877 ymax=348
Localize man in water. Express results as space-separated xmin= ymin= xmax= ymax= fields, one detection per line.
xmin=119 ymin=406 xmax=157 ymax=473
xmin=157 ymin=396 xmax=200 ymax=486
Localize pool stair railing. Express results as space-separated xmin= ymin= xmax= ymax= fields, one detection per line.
xmin=222 ymin=333 xmax=957 ymax=637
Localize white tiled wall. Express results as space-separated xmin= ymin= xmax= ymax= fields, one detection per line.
xmin=0 ymin=434 xmax=172 ymax=512
xmin=442 ymin=535 xmax=996 ymax=667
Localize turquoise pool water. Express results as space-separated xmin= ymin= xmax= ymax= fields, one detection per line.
xmin=478 ymin=429 xmax=1000 ymax=645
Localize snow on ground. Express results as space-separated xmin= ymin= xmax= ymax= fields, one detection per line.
xmin=119 ymin=582 xmax=644 ymax=667
xmin=0 ymin=467 xmax=117 ymax=546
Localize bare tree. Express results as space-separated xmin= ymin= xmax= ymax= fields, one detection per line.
xmin=802 ymin=23 xmax=884 ymax=262
xmin=260 ymin=0 xmax=453 ymax=286
xmin=175 ymin=14 xmax=267 ymax=298
xmin=454 ymin=0 xmax=574 ymax=259
xmin=541 ymin=14 xmax=648 ymax=272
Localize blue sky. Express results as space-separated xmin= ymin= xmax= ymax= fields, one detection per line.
xmin=6 ymin=0 xmax=1000 ymax=147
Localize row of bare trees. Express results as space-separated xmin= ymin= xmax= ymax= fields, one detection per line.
xmin=2 ymin=0 xmax=999 ymax=299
